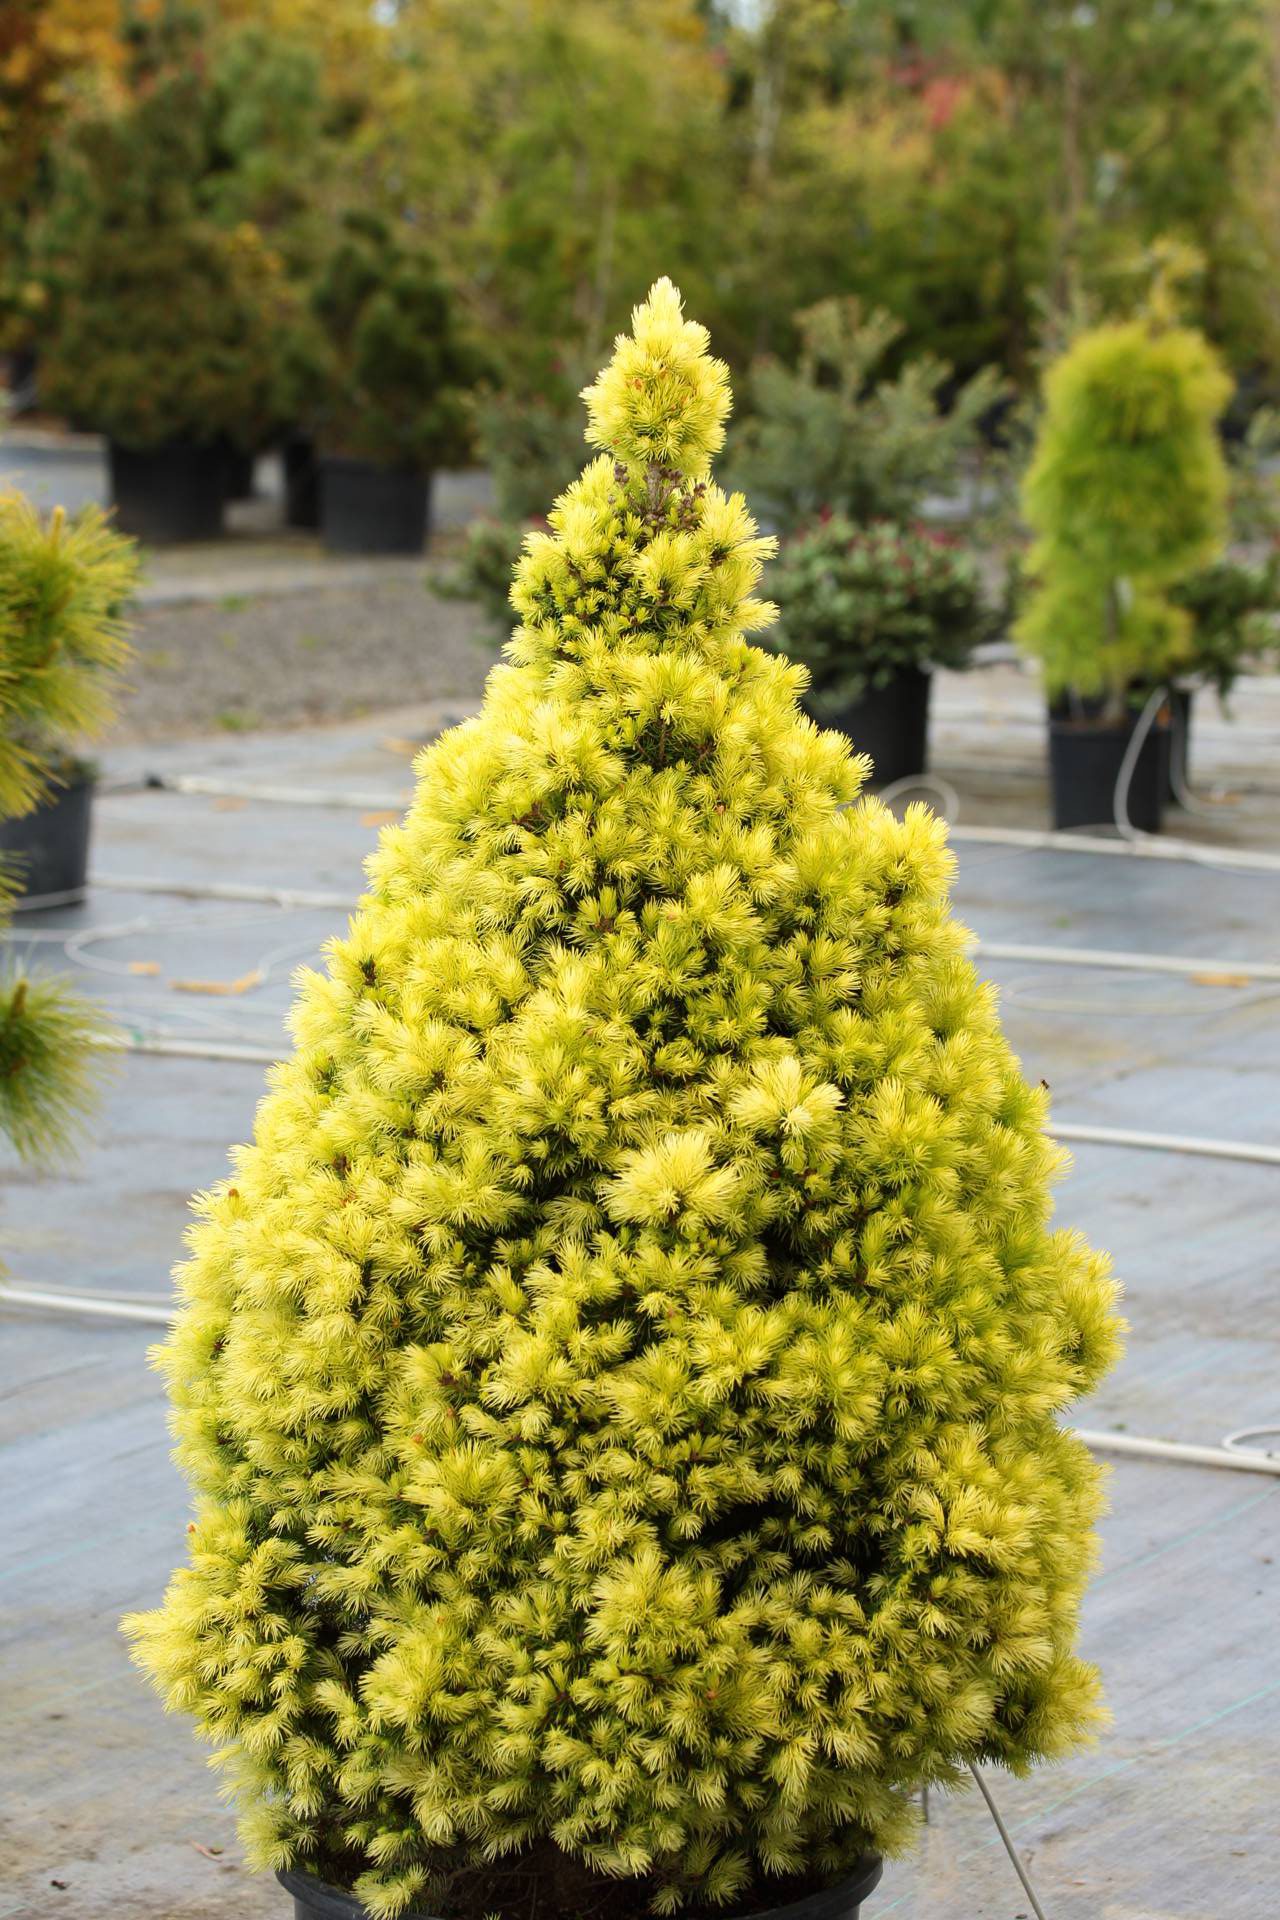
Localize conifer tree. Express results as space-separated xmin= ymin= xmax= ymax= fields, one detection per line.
xmin=1015 ymin=317 xmax=1231 ymax=716
xmin=0 ymin=494 xmax=136 ymax=1158
xmin=128 ymin=282 xmax=1121 ymax=1919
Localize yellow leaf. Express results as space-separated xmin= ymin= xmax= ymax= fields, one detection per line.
xmin=171 ymin=970 xmax=264 ymax=997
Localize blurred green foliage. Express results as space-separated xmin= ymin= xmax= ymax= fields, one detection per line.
xmin=291 ymin=211 xmax=483 ymax=468
xmin=728 ymin=298 xmax=1006 ymax=534
xmin=0 ymin=491 xmax=138 ymax=1159
xmin=1172 ymin=555 xmax=1280 ymax=699
xmin=1016 ymin=318 xmax=1233 ymax=708
xmin=7 ymin=0 xmax=1280 ymax=419
xmin=35 ymin=5 xmax=303 ymax=450
xmin=0 ymin=494 xmax=138 ymax=805
xmin=770 ymin=517 xmax=992 ymax=707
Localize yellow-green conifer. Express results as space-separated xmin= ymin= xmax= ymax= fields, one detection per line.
xmin=128 ymin=281 xmax=1121 ymax=1919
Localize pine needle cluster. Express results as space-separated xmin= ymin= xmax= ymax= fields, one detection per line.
xmin=0 ymin=493 xmax=135 ymax=1159
xmin=128 ymin=282 xmax=1121 ymax=1919
xmin=0 ymin=493 xmax=138 ymax=812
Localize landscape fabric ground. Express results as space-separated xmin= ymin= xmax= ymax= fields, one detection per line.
xmin=0 ymin=493 xmax=1277 ymax=1914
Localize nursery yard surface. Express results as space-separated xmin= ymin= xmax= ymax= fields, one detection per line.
xmin=3 ymin=666 xmax=1280 ymax=1919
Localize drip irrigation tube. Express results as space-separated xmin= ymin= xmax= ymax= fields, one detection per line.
xmin=0 ymin=1284 xmax=172 ymax=1325
xmin=94 ymin=873 xmax=352 ymax=911
xmin=951 ymin=821 xmax=1280 ymax=873
xmin=972 ymin=940 xmax=1280 ymax=983
xmin=1050 ymin=1121 xmax=1280 ymax=1166
xmin=152 ymin=773 xmax=406 ymax=810
xmin=1076 ymin=1430 xmax=1280 ymax=1476
xmin=99 ymin=1033 xmax=279 ymax=1065
xmin=968 ymin=1766 xmax=1051 ymax=1920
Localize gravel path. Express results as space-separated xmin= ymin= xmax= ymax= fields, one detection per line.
xmin=112 ymin=578 xmax=499 ymax=742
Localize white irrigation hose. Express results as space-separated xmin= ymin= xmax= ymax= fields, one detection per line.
xmin=124 ymin=765 xmax=1280 ymax=871
xmin=877 ymin=772 xmax=961 ymax=819
xmin=9 ymin=1262 xmax=1280 ymax=1484
xmin=1077 ymin=1430 xmax=1280 ymax=1476
xmin=60 ymin=906 xmax=304 ymax=980
xmin=968 ymin=1765 xmax=1051 ymax=1920
xmin=870 ymin=756 xmax=1280 ymax=874
xmin=88 ymin=1035 xmax=1280 ymax=1165
xmin=1113 ymin=686 xmax=1168 ymax=844
xmin=96 ymin=1033 xmax=278 ymax=1065
xmin=0 ymin=1283 xmax=172 ymax=1325
xmin=951 ymin=820 xmax=1280 ymax=872
xmin=155 ymin=774 xmax=407 ymax=810
xmin=1051 ymin=1121 xmax=1280 ymax=1166
xmin=974 ymin=939 xmax=1280 ymax=982
xmin=1166 ymin=683 xmax=1225 ymax=820
xmin=94 ymin=873 xmax=352 ymax=911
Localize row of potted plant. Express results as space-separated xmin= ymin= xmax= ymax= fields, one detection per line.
xmin=30 ymin=10 xmax=479 ymax=554
xmin=750 ymin=307 xmax=1276 ymax=834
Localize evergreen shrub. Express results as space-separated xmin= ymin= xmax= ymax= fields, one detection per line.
xmin=128 ymin=281 xmax=1121 ymax=1920
xmin=37 ymin=10 xmax=297 ymax=454
xmin=0 ymin=490 xmax=136 ymax=1152
xmin=1015 ymin=319 xmax=1232 ymax=715
xmin=300 ymin=212 xmax=481 ymax=471
xmin=770 ymin=518 xmax=990 ymax=713
xmin=1171 ymin=555 xmax=1279 ymax=699
xmin=0 ymin=493 xmax=138 ymax=808
xmin=730 ymin=299 xmax=1005 ymax=536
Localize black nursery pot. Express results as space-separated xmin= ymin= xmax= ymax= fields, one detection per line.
xmin=283 ymin=435 xmax=321 ymax=530
xmin=819 ymin=666 xmax=931 ymax=788
xmin=0 ymin=770 xmax=94 ymax=904
xmin=279 ymin=1856 xmax=883 ymax=1920
xmin=319 ymin=457 xmax=432 ymax=555
xmin=221 ymin=442 xmax=257 ymax=502
xmin=108 ymin=439 xmax=226 ymax=543
xmin=1047 ymin=701 xmax=1169 ymax=834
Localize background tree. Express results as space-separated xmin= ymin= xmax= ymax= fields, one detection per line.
xmin=385 ymin=0 xmax=728 ymax=393
xmin=1015 ymin=316 xmax=1232 ymax=711
xmin=35 ymin=3 xmax=301 ymax=455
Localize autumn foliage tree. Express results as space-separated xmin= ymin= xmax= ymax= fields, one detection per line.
xmin=128 ymin=283 xmax=1120 ymax=1920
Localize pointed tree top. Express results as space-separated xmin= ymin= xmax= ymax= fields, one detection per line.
xmin=581 ymin=277 xmax=732 ymax=481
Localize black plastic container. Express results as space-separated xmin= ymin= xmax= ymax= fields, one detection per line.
xmin=283 ymin=435 xmax=321 ymax=530
xmin=0 ymin=771 xmax=93 ymax=904
xmin=319 ymin=457 xmax=431 ymax=555
xmin=108 ymin=440 xmax=226 ymax=543
xmin=1048 ymin=703 xmax=1169 ymax=833
xmin=221 ymin=443 xmax=257 ymax=502
xmin=280 ymin=1857 xmax=882 ymax=1920
xmin=819 ymin=667 xmax=931 ymax=788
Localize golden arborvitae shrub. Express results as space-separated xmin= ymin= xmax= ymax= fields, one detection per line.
xmin=128 ymin=281 xmax=1121 ymax=1919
